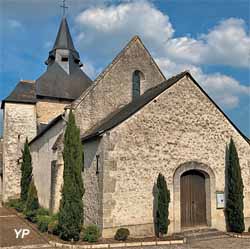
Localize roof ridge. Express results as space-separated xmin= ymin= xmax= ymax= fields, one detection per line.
xmin=82 ymin=71 xmax=188 ymax=141
xmin=69 ymin=35 xmax=165 ymax=110
xmin=81 ymin=71 xmax=250 ymax=146
xmin=69 ymin=35 xmax=140 ymax=109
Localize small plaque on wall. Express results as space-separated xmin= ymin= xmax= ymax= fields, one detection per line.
xmin=216 ymin=192 xmax=225 ymax=209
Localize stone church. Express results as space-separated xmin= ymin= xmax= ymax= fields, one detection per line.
xmin=1 ymin=17 xmax=250 ymax=237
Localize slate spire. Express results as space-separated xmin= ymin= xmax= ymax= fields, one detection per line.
xmin=36 ymin=17 xmax=92 ymax=101
xmin=53 ymin=17 xmax=76 ymax=52
xmin=45 ymin=17 xmax=82 ymax=69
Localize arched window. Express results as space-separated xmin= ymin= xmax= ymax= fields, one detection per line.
xmin=132 ymin=70 xmax=143 ymax=100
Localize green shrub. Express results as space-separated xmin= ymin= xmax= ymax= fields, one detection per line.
xmin=51 ymin=213 xmax=59 ymax=221
xmin=36 ymin=208 xmax=50 ymax=216
xmin=24 ymin=208 xmax=50 ymax=223
xmin=6 ymin=199 xmax=25 ymax=212
xmin=114 ymin=228 xmax=130 ymax=241
xmin=24 ymin=210 xmax=38 ymax=223
xmin=82 ymin=225 xmax=101 ymax=242
xmin=37 ymin=215 xmax=52 ymax=233
xmin=48 ymin=220 xmax=59 ymax=235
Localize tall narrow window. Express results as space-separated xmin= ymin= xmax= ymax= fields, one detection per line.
xmin=132 ymin=70 xmax=141 ymax=100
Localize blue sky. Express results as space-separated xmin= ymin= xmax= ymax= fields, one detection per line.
xmin=0 ymin=0 xmax=249 ymax=137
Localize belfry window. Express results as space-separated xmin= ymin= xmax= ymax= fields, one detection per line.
xmin=132 ymin=70 xmax=143 ymax=100
xmin=61 ymin=57 xmax=68 ymax=62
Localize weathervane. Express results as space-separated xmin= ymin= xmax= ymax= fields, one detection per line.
xmin=60 ymin=0 xmax=68 ymax=16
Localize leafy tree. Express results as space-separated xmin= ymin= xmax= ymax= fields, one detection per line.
xmin=226 ymin=138 xmax=245 ymax=233
xmin=25 ymin=180 xmax=39 ymax=212
xmin=58 ymin=110 xmax=84 ymax=241
xmin=156 ymin=173 xmax=170 ymax=236
xmin=20 ymin=138 xmax=32 ymax=202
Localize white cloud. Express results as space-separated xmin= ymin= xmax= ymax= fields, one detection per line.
xmin=76 ymin=1 xmax=173 ymax=40
xmin=75 ymin=0 xmax=174 ymax=57
xmin=8 ymin=19 xmax=22 ymax=28
xmin=156 ymin=57 xmax=250 ymax=108
xmin=165 ymin=18 xmax=250 ymax=68
xmin=202 ymin=18 xmax=250 ymax=67
xmin=74 ymin=0 xmax=250 ymax=109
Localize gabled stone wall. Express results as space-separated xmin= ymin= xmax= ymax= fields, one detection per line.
xmin=100 ymin=75 xmax=250 ymax=237
xmin=74 ymin=37 xmax=165 ymax=134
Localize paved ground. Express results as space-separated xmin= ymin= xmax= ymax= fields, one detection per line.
xmin=186 ymin=237 xmax=250 ymax=249
xmin=1 ymin=207 xmax=250 ymax=249
xmin=0 ymin=207 xmax=50 ymax=248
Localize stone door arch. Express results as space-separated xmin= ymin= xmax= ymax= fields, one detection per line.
xmin=173 ymin=161 xmax=216 ymax=232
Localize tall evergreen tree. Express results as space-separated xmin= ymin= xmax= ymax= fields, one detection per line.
xmin=156 ymin=173 xmax=170 ymax=236
xmin=25 ymin=180 xmax=39 ymax=212
xmin=20 ymin=138 xmax=32 ymax=202
xmin=58 ymin=110 xmax=84 ymax=241
xmin=226 ymin=138 xmax=245 ymax=233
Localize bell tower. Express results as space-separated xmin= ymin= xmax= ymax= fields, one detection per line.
xmin=45 ymin=17 xmax=83 ymax=74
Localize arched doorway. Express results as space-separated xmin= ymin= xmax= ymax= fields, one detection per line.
xmin=181 ymin=170 xmax=207 ymax=228
xmin=173 ymin=161 xmax=216 ymax=232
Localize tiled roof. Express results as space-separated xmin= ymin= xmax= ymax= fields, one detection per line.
xmin=1 ymin=80 xmax=36 ymax=108
xmin=36 ymin=62 xmax=92 ymax=100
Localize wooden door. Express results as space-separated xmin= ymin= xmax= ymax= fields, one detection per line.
xmin=181 ymin=170 xmax=207 ymax=228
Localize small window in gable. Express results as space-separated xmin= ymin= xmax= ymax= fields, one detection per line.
xmin=132 ymin=70 xmax=144 ymax=100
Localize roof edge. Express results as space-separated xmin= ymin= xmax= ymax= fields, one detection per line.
xmin=1 ymin=100 xmax=36 ymax=109
xmin=69 ymin=35 xmax=166 ymax=110
xmin=82 ymin=71 xmax=250 ymax=146
xmin=186 ymin=73 xmax=250 ymax=145
xmin=82 ymin=71 xmax=187 ymax=142
xmin=29 ymin=115 xmax=64 ymax=146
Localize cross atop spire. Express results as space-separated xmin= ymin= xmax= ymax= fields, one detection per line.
xmin=60 ymin=0 xmax=68 ymax=16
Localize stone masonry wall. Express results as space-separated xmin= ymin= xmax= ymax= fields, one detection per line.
xmin=36 ymin=100 xmax=70 ymax=124
xmin=30 ymin=119 xmax=66 ymax=208
xmin=101 ymin=75 xmax=250 ymax=237
xmin=50 ymin=150 xmax=64 ymax=213
xmin=75 ymin=37 xmax=165 ymax=133
xmin=3 ymin=103 xmax=37 ymax=201
xmin=83 ymin=138 xmax=104 ymax=226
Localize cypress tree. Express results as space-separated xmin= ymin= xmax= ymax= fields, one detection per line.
xmin=226 ymin=138 xmax=245 ymax=233
xmin=58 ymin=110 xmax=84 ymax=241
xmin=20 ymin=138 xmax=32 ymax=202
xmin=156 ymin=173 xmax=170 ymax=236
xmin=25 ymin=180 xmax=39 ymax=212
